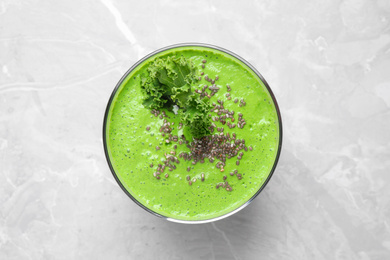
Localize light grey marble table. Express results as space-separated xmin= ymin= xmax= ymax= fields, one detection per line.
xmin=1 ymin=0 xmax=390 ymax=259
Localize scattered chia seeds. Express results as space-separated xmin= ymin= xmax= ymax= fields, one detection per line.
xmin=148 ymin=64 xmax=253 ymax=192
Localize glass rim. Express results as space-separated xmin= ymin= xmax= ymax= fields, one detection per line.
xmin=102 ymin=42 xmax=283 ymax=224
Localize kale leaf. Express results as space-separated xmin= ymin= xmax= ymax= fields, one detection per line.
xmin=140 ymin=56 xmax=211 ymax=139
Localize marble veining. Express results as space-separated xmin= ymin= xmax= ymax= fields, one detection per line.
xmin=1 ymin=0 xmax=390 ymax=259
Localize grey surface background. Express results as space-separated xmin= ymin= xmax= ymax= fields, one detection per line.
xmin=1 ymin=0 xmax=390 ymax=259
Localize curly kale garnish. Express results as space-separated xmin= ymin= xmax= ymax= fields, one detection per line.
xmin=141 ymin=56 xmax=211 ymax=139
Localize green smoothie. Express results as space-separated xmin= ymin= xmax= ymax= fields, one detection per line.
xmin=104 ymin=45 xmax=281 ymax=222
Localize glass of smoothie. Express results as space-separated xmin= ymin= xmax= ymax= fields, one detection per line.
xmin=103 ymin=43 xmax=282 ymax=224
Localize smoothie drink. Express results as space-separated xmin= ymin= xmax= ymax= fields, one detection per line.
xmin=103 ymin=44 xmax=282 ymax=223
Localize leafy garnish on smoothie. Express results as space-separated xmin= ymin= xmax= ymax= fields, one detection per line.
xmin=140 ymin=56 xmax=211 ymax=139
